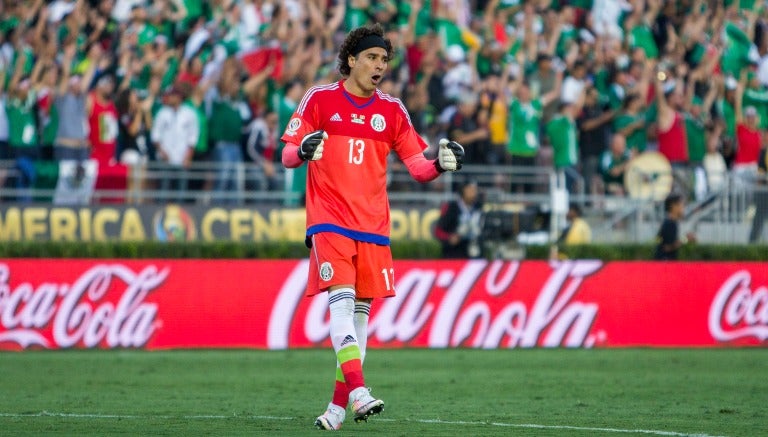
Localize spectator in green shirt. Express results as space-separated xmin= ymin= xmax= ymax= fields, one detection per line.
xmin=206 ymin=57 xmax=272 ymax=204
xmin=506 ymin=57 xmax=561 ymax=193
xmin=743 ymin=72 xmax=768 ymax=130
xmin=613 ymin=93 xmax=647 ymax=154
xmin=600 ymin=133 xmax=631 ymax=196
xmin=6 ymin=72 xmax=43 ymax=161
xmin=127 ymin=4 xmax=159 ymax=49
xmin=6 ymin=80 xmax=39 ymax=155
xmin=207 ymin=71 xmax=249 ymax=204
xmin=546 ymin=88 xmax=584 ymax=194
xmin=625 ymin=0 xmax=662 ymax=59
xmin=5 ymin=53 xmax=46 ymax=202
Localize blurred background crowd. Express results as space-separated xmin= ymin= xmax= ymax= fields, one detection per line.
xmin=0 ymin=0 xmax=766 ymax=207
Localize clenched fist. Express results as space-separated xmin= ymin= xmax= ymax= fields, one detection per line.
xmin=298 ymin=130 xmax=328 ymax=161
xmin=435 ymin=139 xmax=465 ymax=172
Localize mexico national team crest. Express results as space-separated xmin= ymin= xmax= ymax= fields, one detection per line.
xmin=285 ymin=118 xmax=302 ymax=136
xmin=319 ymin=262 xmax=334 ymax=281
xmin=371 ymin=114 xmax=386 ymax=132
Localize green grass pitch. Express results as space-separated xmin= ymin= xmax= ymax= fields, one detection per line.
xmin=0 ymin=348 xmax=765 ymax=436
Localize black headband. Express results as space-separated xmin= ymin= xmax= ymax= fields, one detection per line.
xmin=352 ymin=34 xmax=388 ymax=56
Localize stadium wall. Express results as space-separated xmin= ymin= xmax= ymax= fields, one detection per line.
xmin=0 ymin=259 xmax=765 ymax=350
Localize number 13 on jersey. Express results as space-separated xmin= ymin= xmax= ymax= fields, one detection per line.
xmin=348 ymin=138 xmax=365 ymax=165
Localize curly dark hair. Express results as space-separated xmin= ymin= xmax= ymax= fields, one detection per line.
xmin=337 ymin=23 xmax=393 ymax=77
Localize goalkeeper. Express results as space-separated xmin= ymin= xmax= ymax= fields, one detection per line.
xmin=280 ymin=23 xmax=464 ymax=431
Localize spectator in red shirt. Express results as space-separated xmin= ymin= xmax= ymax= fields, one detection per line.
xmin=733 ymin=72 xmax=763 ymax=188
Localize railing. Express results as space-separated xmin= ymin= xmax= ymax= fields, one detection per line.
xmin=0 ymin=160 xmax=289 ymax=205
xmin=682 ymin=174 xmax=767 ymax=244
xmin=0 ymin=159 xmax=765 ymax=244
xmin=0 ymin=160 xmax=565 ymax=206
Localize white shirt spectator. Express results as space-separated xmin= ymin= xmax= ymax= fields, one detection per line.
xmin=241 ymin=2 xmax=262 ymax=41
xmin=758 ymin=52 xmax=768 ymax=88
xmin=111 ymin=0 xmax=145 ymax=23
xmin=151 ymin=105 xmax=199 ymax=166
xmin=184 ymin=26 xmax=211 ymax=60
xmin=704 ymin=151 xmax=727 ymax=193
xmin=561 ymin=76 xmax=586 ymax=104
xmin=283 ymin=0 xmax=303 ymax=20
xmin=591 ymin=0 xmax=631 ymax=39
xmin=439 ymin=0 xmax=472 ymax=28
xmin=442 ymin=45 xmax=473 ymax=102
xmin=0 ymin=94 xmax=8 ymax=142
xmin=47 ymin=0 xmax=75 ymax=23
xmin=0 ymin=41 xmax=14 ymax=69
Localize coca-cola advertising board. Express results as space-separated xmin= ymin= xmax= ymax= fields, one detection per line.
xmin=0 ymin=259 xmax=766 ymax=350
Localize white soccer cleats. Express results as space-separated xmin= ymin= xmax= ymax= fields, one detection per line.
xmin=349 ymin=387 xmax=384 ymax=423
xmin=314 ymin=404 xmax=345 ymax=430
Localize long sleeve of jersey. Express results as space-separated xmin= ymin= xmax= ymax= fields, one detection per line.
xmin=402 ymin=153 xmax=441 ymax=182
xmin=282 ymin=143 xmax=303 ymax=168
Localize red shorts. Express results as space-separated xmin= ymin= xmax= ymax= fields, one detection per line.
xmin=306 ymin=232 xmax=396 ymax=299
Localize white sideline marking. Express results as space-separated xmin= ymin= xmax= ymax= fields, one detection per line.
xmin=0 ymin=411 xmax=725 ymax=437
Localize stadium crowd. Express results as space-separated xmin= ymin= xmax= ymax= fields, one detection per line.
xmin=0 ymin=0 xmax=766 ymax=205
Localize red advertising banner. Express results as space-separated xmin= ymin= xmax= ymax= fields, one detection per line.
xmin=0 ymin=259 xmax=766 ymax=350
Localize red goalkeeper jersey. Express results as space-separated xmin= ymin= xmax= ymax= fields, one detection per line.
xmin=280 ymin=80 xmax=428 ymax=245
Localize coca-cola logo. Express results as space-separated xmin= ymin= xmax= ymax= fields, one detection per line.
xmin=0 ymin=264 xmax=169 ymax=349
xmin=268 ymin=260 xmax=604 ymax=349
xmin=709 ymin=270 xmax=768 ymax=342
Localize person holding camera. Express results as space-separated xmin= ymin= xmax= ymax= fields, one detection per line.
xmin=434 ymin=180 xmax=484 ymax=258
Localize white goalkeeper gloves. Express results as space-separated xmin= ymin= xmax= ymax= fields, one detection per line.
xmin=435 ymin=138 xmax=465 ymax=172
xmin=297 ymin=130 xmax=327 ymax=161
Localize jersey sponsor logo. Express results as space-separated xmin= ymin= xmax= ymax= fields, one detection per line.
xmin=330 ymin=113 xmax=342 ymax=122
xmin=371 ymin=114 xmax=386 ymax=132
xmin=351 ymin=113 xmax=366 ymax=125
xmin=285 ymin=118 xmax=302 ymax=136
xmin=319 ymin=262 xmax=334 ymax=281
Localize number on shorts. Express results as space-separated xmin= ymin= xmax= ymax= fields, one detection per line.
xmin=381 ymin=268 xmax=395 ymax=291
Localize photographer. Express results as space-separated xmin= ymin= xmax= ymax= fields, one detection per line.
xmin=434 ymin=180 xmax=484 ymax=258
xmin=654 ymin=193 xmax=697 ymax=260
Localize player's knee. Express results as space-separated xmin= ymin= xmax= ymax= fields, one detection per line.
xmin=329 ymin=288 xmax=356 ymax=318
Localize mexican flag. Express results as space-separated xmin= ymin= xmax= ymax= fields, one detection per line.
xmin=28 ymin=160 xmax=127 ymax=205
